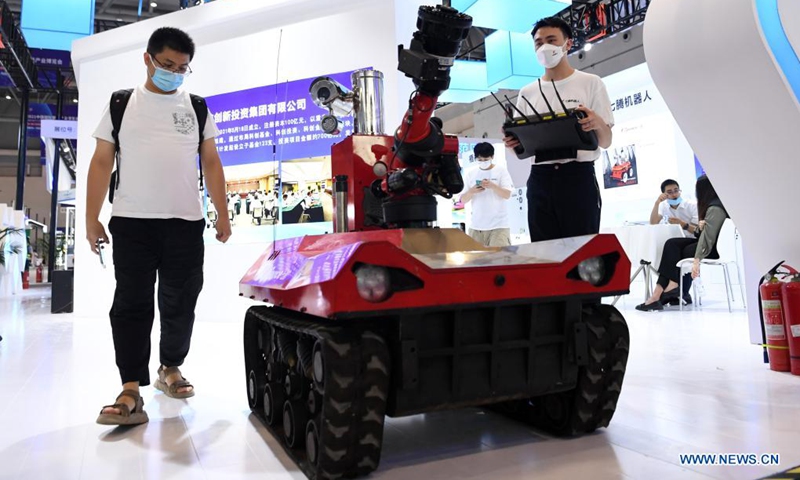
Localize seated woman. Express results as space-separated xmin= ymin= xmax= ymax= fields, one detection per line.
xmin=636 ymin=175 xmax=729 ymax=311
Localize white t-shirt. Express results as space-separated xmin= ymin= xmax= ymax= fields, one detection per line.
xmin=658 ymin=199 xmax=698 ymax=236
xmin=462 ymin=164 xmax=514 ymax=230
xmin=93 ymin=85 xmax=220 ymax=221
xmin=515 ymin=70 xmax=614 ymax=165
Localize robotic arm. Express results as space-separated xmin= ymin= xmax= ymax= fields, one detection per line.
xmin=371 ymin=5 xmax=472 ymax=227
xmin=307 ymin=5 xmax=472 ymax=230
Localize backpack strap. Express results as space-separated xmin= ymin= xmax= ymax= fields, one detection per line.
xmin=109 ymin=89 xmax=133 ymax=198
xmin=189 ymin=94 xmax=208 ymax=190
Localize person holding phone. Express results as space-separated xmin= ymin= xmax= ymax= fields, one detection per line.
xmin=86 ymin=27 xmax=231 ymax=426
xmin=460 ymin=143 xmax=514 ymax=247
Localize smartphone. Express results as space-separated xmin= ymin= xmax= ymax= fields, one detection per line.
xmin=96 ymin=240 xmax=107 ymax=269
xmin=475 ymin=180 xmax=484 ymax=189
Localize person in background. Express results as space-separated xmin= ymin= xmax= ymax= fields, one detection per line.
xmin=264 ymin=190 xmax=276 ymax=220
xmin=250 ymin=195 xmax=263 ymax=224
xmin=650 ymin=179 xmax=699 ymax=235
xmin=302 ymin=191 xmax=314 ymax=210
xmin=503 ymin=17 xmax=614 ymax=242
xmin=321 ymin=188 xmax=334 ymax=222
xmin=636 ymin=175 xmax=728 ymax=311
xmin=86 ymin=27 xmax=231 ymax=426
xmin=650 ymin=179 xmax=699 ymax=302
xmin=228 ymin=194 xmax=239 ymax=218
xmin=460 ymin=142 xmax=514 ymax=247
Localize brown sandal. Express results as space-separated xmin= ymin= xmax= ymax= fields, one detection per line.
xmin=154 ymin=366 xmax=195 ymax=399
xmin=96 ymin=389 xmax=149 ymax=426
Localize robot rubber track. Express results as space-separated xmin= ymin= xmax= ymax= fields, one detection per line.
xmin=244 ymin=306 xmax=391 ymax=480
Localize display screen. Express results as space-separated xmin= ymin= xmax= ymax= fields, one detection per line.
xmin=205 ymin=68 xmax=366 ymax=167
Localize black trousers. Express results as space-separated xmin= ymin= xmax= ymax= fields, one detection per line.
xmin=656 ymin=237 xmax=710 ymax=293
xmin=108 ymin=217 xmax=205 ymax=386
xmin=526 ymin=162 xmax=602 ymax=242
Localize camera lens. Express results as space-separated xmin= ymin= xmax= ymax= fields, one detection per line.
xmin=317 ymin=87 xmax=330 ymax=101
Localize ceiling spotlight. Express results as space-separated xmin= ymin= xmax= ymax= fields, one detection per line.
xmin=116 ymin=18 xmax=123 ymax=21
xmin=73 ymin=98 xmax=79 ymax=103
xmin=584 ymin=43 xmax=593 ymax=52
xmin=4 ymin=95 xmax=10 ymax=100
xmin=150 ymin=2 xmax=158 ymax=7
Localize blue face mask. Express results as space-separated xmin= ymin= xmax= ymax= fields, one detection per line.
xmin=150 ymin=60 xmax=185 ymax=92
xmin=667 ymin=197 xmax=682 ymax=206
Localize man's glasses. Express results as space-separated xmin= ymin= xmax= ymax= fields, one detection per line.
xmin=150 ymin=54 xmax=192 ymax=76
xmin=665 ymin=189 xmax=681 ymax=195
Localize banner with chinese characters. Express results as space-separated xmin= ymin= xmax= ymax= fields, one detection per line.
xmin=205 ymin=69 xmax=365 ymax=167
xmin=0 ymin=48 xmax=72 ymax=88
xmin=609 ymin=88 xmax=654 ymax=114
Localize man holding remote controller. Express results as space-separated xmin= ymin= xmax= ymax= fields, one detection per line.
xmin=504 ymin=17 xmax=614 ymax=242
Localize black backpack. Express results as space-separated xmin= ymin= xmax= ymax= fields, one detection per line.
xmin=108 ymin=88 xmax=209 ymax=203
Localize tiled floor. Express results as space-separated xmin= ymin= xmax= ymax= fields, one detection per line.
xmin=1 ymin=283 xmax=799 ymax=480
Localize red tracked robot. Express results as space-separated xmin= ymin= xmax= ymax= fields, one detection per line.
xmin=241 ymin=5 xmax=631 ymax=480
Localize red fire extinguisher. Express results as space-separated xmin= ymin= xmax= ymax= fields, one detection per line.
xmin=21 ymin=270 xmax=30 ymax=290
xmin=35 ymin=264 xmax=43 ymax=284
xmin=760 ymin=270 xmax=791 ymax=372
xmin=781 ymin=274 xmax=800 ymax=375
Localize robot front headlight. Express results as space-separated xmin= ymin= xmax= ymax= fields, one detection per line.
xmin=577 ymin=257 xmax=606 ymax=286
xmin=355 ymin=264 xmax=392 ymax=303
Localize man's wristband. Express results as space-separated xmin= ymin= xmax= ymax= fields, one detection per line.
xmin=683 ymin=222 xmax=690 ymax=231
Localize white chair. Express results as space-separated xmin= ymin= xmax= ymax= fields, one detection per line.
xmin=677 ymin=219 xmax=745 ymax=312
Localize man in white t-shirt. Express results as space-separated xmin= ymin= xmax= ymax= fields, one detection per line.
xmin=650 ymin=178 xmax=699 ymax=236
xmin=504 ymin=17 xmax=614 ymax=242
xmin=649 ymin=178 xmax=699 ymax=304
xmin=460 ymin=143 xmax=514 ymax=247
xmin=86 ymin=28 xmax=231 ymax=426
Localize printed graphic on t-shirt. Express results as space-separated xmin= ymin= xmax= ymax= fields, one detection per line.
xmin=173 ymin=112 xmax=196 ymax=135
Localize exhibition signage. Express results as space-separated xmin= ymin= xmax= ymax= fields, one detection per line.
xmin=40 ymin=120 xmax=78 ymax=140
xmin=610 ymin=88 xmax=655 ymax=112
xmin=27 ymin=103 xmax=78 ymax=138
xmin=205 ymin=69 xmax=364 ymax=167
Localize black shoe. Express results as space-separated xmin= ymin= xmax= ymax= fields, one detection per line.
xmin=661 ymin=289 xmax=680 ymax=300
xmin=636 ymin=301 xmax=664 ymax=311
xmin=665 ymin=293 xmax=693 ymax=307
xmin=660 ymin=289 xmax=680 ymax=306
xmin=665 ymin=297 xmax=680 ymax=306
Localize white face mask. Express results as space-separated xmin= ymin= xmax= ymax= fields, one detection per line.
xmin=536 ymin=41 xmax=569 ymax=69
xmin=478 ymin=158 xmax=493 ymax=170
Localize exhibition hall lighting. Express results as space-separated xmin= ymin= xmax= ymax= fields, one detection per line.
xmin=151 ymin=2 xmax=158 ymax=7
xmin=584 ymin=43 xmax=593 ymax=52
xmin=4 ymin=95 xmax=10 ymax=100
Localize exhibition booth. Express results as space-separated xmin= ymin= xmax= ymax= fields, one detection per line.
xmin=1 ymin=0 xmax=794 ymax=478
xmin=71 ymin=0 xmax=432 ymax=320
xmin=70 ymin=0 xmax=748 ymax=326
